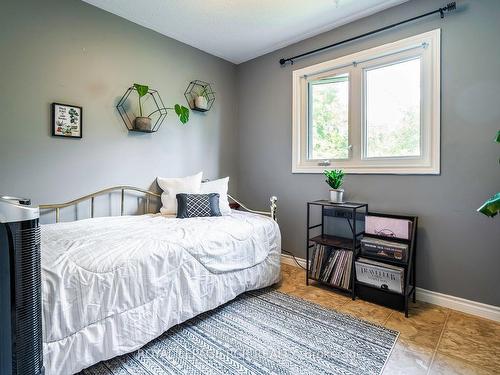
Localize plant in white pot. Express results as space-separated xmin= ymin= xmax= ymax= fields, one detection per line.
xmin=324 ymin=169 xmax=345 ymax=203
xmin=194 ymin=95 xmax=208 ymax=110
xmin=194 ymin=87 xmax=210 ymax=110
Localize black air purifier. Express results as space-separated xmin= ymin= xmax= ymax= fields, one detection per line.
xmin=0 ymin=196 xmax=44 ymax=375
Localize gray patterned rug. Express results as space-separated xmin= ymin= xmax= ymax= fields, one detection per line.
xmin=81 ymin=289 xmax=398 ymax=375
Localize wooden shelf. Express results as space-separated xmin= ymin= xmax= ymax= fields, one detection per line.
xmin=309 ymin=234 xmax=359 ymax=250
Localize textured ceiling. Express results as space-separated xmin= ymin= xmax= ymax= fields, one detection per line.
xmin=82 ymin=0 xmax=409 ymax=64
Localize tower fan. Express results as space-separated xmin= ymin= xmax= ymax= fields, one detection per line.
xmin=0 ymin=196 xmax=44 ymax=375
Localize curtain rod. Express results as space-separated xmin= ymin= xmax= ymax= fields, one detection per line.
xmin=279 ymin=2 xmax=456 ymax=66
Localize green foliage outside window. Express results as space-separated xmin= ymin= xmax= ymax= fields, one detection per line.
xmin=309 ymin=78 xmax=349 ymax=160
xmin=366 ymin=108 xmax=420 ymax=157
xmin=309 ymin=77 xmax=420 ymax=160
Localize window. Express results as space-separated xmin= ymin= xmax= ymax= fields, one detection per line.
xmin=308 ymin=73 xmax=349 ymax=160
xmin=292 ymin=29 xmax=440 ymax=174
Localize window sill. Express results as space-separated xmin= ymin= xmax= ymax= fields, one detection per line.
xmin=292 ymin=164 xmax=440 ymax=175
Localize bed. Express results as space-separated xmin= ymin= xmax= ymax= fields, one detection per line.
xmin=40 ymin=187 xmax=280 ymax=375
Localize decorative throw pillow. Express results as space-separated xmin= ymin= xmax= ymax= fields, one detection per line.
xmin=157 ymin=172 xmax=203 ymax=215
xmin=200 ymin=177 xmax=231 ymax=215
xmin=176 ymin=193 xmax=222 ymax=218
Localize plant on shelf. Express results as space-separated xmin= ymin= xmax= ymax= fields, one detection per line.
xmin=133 ymin=83 xmax=151 ymax=131
xmin=477 ymin=130 xmax=500 ymax=217
xmin=133 ymin=83 xmax=190 ymax=131
xmin=194 ymin=86 xmax=213 ymax=110
xmin=324 ymin=169 xmax=345 ymax=203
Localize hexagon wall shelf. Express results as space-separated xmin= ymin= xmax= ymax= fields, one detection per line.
xmin=184 ymin=80 xmax=215 ymax=112
xmin=116 ymin=86 xmax=168 ymax=133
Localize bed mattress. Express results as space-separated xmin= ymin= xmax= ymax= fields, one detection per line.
xmin=41 ymin=211 xmax=281 ymax=375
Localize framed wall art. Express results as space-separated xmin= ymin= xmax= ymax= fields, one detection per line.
xmin=51 ymin=103 xmax=82 ymax=138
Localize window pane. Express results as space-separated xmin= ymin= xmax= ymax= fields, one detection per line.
xmin=366 ymin=58 xmax=421 ymax=158
xmin=308 ymin=74 xmax=349 ymax=160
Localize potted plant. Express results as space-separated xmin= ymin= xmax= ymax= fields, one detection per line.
xmin=133 ymin=83 xmax=190 ymax=131
xmin=133 ymin=83 xmax=152 ymax=131
xmin=194 ymin=86 xmax=213 ymax=110
xmin=324 ymin=169 xmax=345 ymax=203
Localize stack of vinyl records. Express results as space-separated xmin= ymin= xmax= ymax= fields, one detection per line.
xmin=360 ymin=237 xmax=408 ymax=262
xmin=310 ymin=244 xmax=352 ymax=289
xmin=355 ymin=258 xmax=404 ymax=293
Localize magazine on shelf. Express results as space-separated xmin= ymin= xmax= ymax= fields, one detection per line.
xmin=355 ymin=257 xmax=404 ymax=293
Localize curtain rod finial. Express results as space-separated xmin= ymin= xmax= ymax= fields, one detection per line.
xmin=279 ymin=58 xmax=286 ymax=66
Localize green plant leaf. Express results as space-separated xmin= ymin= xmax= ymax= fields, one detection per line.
xmin=478 ymin=192 xmax=500 ymax=217
xmin=174 ymin=104 xmax=190 ymax=124
xmin=478 ymin=131 xmax=500 ymax=216
xmin=323 ymin=169 xmax=345 ymax=189
xmin=133 ymin=83 xmax=149 ymax=98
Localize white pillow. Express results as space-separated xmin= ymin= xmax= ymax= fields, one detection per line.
xmin=200 ymin=177 xmax=231 ymax=215
xmin=157 ymin=172 xmax=203 ymax=215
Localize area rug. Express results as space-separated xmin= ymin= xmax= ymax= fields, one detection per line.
xmin=81 ymin=289 xmax=398 ymax=375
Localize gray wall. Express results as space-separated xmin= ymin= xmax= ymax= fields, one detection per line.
xmin=236 ymin=0 xmax=500 ymax=306
xmin=1 ymin=0 xmax=499 ymax=306
xmin=0 ymin=0 xmax=238 ymax=221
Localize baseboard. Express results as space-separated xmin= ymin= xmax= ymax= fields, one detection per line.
xmin=281 ymin=253 xmax=307 ymax=269
xmin=280 ymin=253 xmax=500 ymax=322
xmin=415 ymin=288 xmax=500 ymax=322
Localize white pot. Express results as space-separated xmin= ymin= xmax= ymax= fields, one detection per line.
xmin=329 ymin=189 xmax=344 ymax=203
xmin=194 ymin=96 xmax=208 ymax=110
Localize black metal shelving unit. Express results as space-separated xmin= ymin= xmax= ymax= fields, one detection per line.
xmin=355 ymin=212 xmax=418 ymax=318
xmin=306 ymin=202 xmax=418 ymax=317
xmin=306 ymin=200 xmax=368 ymax=300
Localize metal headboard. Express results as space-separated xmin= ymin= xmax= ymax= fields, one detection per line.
xmin=39 ymin=186 xmax=277 ymax=223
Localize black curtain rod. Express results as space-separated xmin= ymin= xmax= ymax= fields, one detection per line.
xmin=279 ymin=2 xmax=456 ymax=66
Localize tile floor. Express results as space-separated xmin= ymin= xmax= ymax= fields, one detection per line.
xmin=276 ymin=263 xmax=500 ymax=375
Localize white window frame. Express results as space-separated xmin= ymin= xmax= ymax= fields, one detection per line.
xmin=292 ymin=29 xmax=440 ymax=174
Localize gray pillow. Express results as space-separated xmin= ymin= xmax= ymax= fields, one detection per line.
xmin=176 ymin=193 xmax=222 ymax=219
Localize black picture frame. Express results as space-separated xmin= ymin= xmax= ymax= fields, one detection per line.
xmin=51 ymin=102 xmax=83 ymax=138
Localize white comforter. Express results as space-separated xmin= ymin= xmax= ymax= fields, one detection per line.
xmin=41 ymin=211 xmax=281 ymax=375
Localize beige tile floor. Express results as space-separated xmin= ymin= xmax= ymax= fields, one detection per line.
xmin=276 ymin=263 xmax=500 ymax=375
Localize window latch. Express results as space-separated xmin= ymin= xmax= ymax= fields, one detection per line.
xmin=317 ymin=160 xmax=331 ymax=167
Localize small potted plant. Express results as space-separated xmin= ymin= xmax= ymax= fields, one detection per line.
xmin=194 ymin=87 xmax=210 ymax=110
xmin=133 ymin=83 xmax=152 ymax=131
xmin=324 ymin=169 xmax=345 ymax=203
